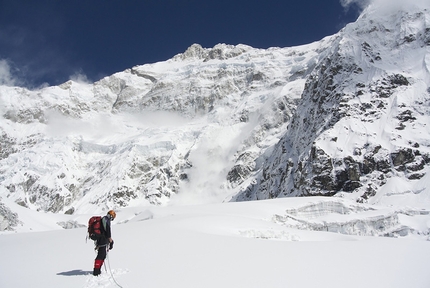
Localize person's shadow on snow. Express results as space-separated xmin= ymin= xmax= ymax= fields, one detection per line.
xmin=57 ymin=270 xmax=92 ymax=276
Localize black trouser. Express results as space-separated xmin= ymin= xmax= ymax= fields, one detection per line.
xmin=96 ymin=245 xmax=107 ymax=260
xmin=93 ymin=236 xmax=108 ymax=275
xmin=93 ymin=244 xmax=107 ymax=275
xmin=95 ymin=234 xmax=108 ymax=260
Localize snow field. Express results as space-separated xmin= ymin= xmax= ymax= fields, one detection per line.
xmin=1 ymin=197 xmax=430 ymax=288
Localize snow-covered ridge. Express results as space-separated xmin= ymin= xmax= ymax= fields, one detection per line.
xmin=237 ymin=3 xmax=430 ymax=205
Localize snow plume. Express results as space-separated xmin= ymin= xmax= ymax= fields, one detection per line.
xmin=340 ymin=0 xmax=429 ymax=11
xmin=69 ymin=71 xmax=91 ymax=84
xmin=340 ymin=0 xmax=370 ymax=11
xmin=0 ymin=59 xmax=16 ymax=86
xmin=0 ymin=58 xmax=51 ymax=89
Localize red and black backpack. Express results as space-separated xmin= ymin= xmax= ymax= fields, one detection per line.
xmin=88 ymin=216 xmax=102 ymax=240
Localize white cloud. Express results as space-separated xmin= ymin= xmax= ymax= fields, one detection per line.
xmin=340 ymin=0 xmax=429 ymax=11
xmin=125 ymin=111 xmax=191 ymax=128
xmin=340 ymin=0 xmax=370 ymax=10
xmin=0 ymin=59 xmax=16 ymax=86
xmin=44 ymin=110 xmax=123 ymax=140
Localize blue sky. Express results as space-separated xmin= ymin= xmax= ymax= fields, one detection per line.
xmin=0 ymin=0 xmax=361 ymax=88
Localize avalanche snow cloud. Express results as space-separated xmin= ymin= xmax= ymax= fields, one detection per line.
xmin=0 ymin=0 xmax=429 ymax=234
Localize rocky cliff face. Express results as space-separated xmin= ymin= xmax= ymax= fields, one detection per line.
xmin=236 ymin=2 xmax=430 ymax=205
xmin=0 ymin=2 xmax=429 ymax=225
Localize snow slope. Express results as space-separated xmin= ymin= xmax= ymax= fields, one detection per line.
xmin=1 ymin=197 xmax=430 ymax=288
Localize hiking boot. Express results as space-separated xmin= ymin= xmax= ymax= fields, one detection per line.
xmin=93 ymin=268 xmax=101 ymax=276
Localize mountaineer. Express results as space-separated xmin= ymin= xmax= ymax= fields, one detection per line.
xmin=87 ymin=210 xmax=116 ymax=276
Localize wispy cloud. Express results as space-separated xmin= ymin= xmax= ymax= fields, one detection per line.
xmin=340 ymin=0 xmax=429 ymax=11
xmin=0 ymin=19 xmax=76 ymax=88
xmin=44 ymin=110 xmax=126 ymax=140
xmin=340 ymin=0 xmax=370 ymax=11
xmin=0 ymin=59 xmax=16 ymax=86
xmin=69 ymin=72 xmax=91 ymax=84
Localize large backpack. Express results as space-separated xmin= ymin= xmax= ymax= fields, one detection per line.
xmin=88 ymin=216 xmax=102 ymax=240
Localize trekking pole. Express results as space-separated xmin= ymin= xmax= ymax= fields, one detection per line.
xmin=106 ymin=250 xmax=124 ymax=288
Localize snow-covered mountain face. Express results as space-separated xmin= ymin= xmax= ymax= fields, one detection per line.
xmin=0 ymin=1 xmax=429 ymax=231
xmin=0 ymin=40 xmax=328 ymax=219
xmin=236 ymin=2 xmax=430 ymax=205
